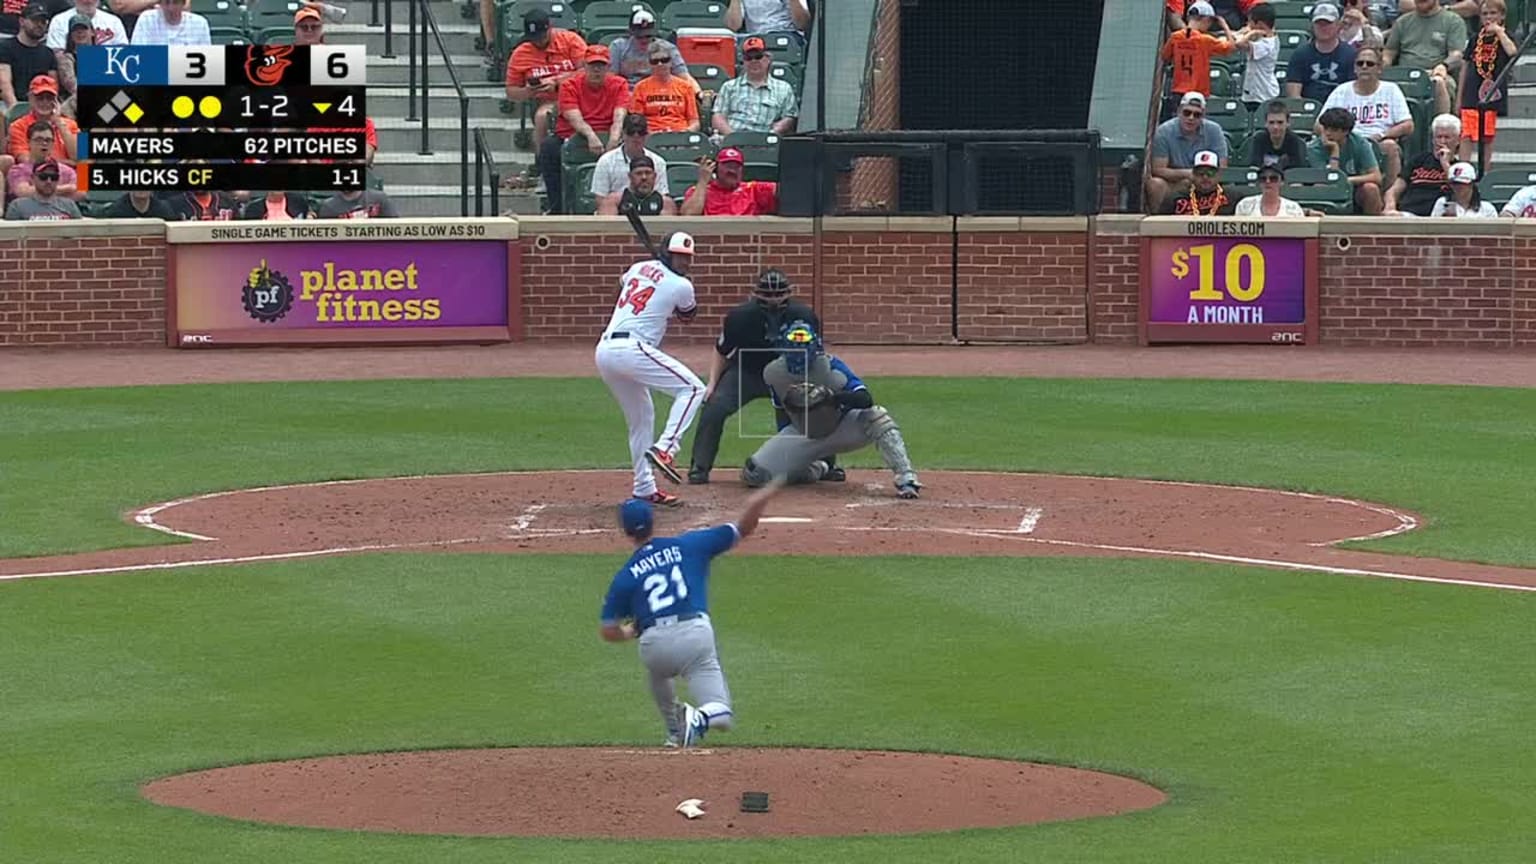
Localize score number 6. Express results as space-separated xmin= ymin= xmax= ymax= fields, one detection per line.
xmin=1171 ymin=243 xmax=1266 ymax=302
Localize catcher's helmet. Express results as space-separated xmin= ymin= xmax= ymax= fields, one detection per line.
xmin=778 ymin=317 xmax=823 ymax=375
xmin=753 ymin=267 xmax=794 ymax=303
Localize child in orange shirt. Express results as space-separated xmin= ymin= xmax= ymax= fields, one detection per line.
xmin=1160 ymin=0 xmax=1235 ymax=117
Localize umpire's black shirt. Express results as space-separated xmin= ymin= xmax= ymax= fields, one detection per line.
xmin=715 ymin=299 xmax=822 ymax=376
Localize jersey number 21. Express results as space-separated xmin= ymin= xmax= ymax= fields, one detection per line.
xmin=644 ymin=565 xmax=688 ymax=613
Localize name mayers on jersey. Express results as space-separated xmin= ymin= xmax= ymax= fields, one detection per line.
xmin=604 ymin=260 xmax=697 ymax=345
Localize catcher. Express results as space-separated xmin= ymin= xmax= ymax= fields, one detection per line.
xmin=739 ymin=319 xmax=922 ymax=499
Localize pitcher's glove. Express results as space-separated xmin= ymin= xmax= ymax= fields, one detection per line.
xmin=783 ymin=382 xmax=836 ymax=413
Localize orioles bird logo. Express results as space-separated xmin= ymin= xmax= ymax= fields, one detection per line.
xmin=244 ymin=45 xmax=294 ymax=87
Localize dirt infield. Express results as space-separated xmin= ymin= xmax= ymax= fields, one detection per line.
xmin=141 ymin=747 xmax=1165 ymax=838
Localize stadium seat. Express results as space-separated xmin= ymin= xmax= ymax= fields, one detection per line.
xmin=192 ymin=0 xmax=247 ymax=28
xmin=742 ymin=161 xmax=777 ymax=182
xmin=6 ymin=102 xmax=28 ymax=124
xmin=564 ymin=162 xmax=597 ymax=214
xmin=581 ymin=1 xmax=654 ymax=42
xmin=1282 ymin=166 xmax=1354 ymax=214
xmin=1276 ymin=30 xmax=1309 ymax=63
xmin=754 ymin=31 xmax=804 ymax=65
xmin=209 ymin=25 xmax=250 ymax=44
xmin=769 ymin=61 xmax=801 ymax=93
xmin=255 ymin=25 xmax=295 ymax=43
xmin=247 ymin=0 xmax=303 ymax=27
xmin=648 ymin=130 xmax=713 ymax=162
xmin=1478 ymin=166 xmax=1536 ymax=209
xmin=722 ymin=130 xmax=779 ymax=161
xmin=666 ymin=162 xmax=698 ymax=202
xmin=1206 ymin=64 xmax=1236 ymax=99
xmin=687 ymin=63 xmax=730 ymax=111
xmin=1205 ymin=98 xmax=1252 ymax=138
xmin=662 ymin=0 xmax=725 ymax=31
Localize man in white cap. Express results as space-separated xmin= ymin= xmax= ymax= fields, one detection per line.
xmin=609 ymin=9 xmax=695 ymax=88
xmin=1159 ymin=150 xmax=1237 ymax=215
xmin=1146 ymin=91 xmax=1229 ymax=213
xmin=1284 ymin=3 xmax=1358 ymax=101
xmin=594 ymin=231 xmax=707 ymax=508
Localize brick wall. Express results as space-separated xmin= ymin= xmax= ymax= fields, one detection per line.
xmin=954 ymin=221 xmax=1089 ymax=342
xmin=0 ymin=224 xmax=164 ymax=347
xmin=6 ymin=217 xmax=1536 ymax=351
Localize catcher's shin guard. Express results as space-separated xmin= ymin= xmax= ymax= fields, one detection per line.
xmin=862 ymin=407 xmax=921 ymax=491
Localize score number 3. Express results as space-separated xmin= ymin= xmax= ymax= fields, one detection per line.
xmin=1170 ymin=243 xmax=1266 ymax=302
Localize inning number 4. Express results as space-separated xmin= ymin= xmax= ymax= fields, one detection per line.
xmin=619 ymin=278 xmax=655 ymax=313
xmin=644 ymin=565 xmax=689 ymax=614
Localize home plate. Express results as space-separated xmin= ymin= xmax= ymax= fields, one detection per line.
xmin=762 ymin=516 xmax=816 ymax=524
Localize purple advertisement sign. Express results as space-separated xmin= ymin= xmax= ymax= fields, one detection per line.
xmin=1147 ymin=236 xmax=1307 ymax=326
xmin=173 ymin=238 xmax=511 ymax=346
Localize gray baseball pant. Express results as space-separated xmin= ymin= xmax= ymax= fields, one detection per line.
xmin=636 ymin=616 xmax=733 ymax=739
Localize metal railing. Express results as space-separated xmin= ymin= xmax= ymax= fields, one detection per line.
xmin=384 ymin=0 xmax=472 ymax=215
xmin=473 ymin=127 xmax=502 ymax=216
xmin=1476 ymin=25 xmax=1536 ymax=176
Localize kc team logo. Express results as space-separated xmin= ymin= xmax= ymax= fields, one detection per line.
xmin=242 ymin=259 xmax=295 ymax=323
xmin=244 ymin=46 xmax=294 ymax=87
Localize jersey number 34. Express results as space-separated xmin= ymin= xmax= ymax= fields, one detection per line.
xmin=644 ymin=565 xmax=689 ymax=614
xmin=619 ymin=278 xmax=655 ymax=314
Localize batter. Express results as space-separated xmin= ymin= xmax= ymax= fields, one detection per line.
xmin=594 ymin=232 xmax=706 ymax=507
xmin=599 ymin=478 xmax=787 ymax=747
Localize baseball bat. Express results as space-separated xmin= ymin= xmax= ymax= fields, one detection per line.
xmin=626 ymin=209 xmax=662 ymax=260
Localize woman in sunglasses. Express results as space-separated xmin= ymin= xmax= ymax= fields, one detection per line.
xmin=1235 ymin=164 xmax=1316 ymax=217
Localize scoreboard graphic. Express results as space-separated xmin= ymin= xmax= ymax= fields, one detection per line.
xmin=75 ymin=45 xmax=368 ymax=192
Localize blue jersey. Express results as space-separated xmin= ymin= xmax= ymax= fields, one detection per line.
xmin=600 ymin=523 xmax=740 ymax=631
xmin=773 ymin=355 xmax=867 ymax=429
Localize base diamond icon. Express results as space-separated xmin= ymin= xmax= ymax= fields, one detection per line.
xmin=97 ymin=90 xmax=143 ymax=124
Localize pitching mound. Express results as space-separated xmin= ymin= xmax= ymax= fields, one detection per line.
xmin=141 ymin=747 xmax=1166 ymax=838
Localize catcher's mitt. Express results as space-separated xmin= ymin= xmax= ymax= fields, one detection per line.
xmin=783 ymin=383 xmax=841 ymax=438
xmin=783 ymin=382 xmax=835 ymax=412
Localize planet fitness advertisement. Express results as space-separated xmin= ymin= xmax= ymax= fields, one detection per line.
xmin=168 ymin=221 xmax=516 ymax=346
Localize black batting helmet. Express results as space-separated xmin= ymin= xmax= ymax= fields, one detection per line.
xmin=753 ymin=268 xmax=793 ymax=303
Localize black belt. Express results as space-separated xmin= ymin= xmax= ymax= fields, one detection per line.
xmin=608 ymin=331 xmax=630 ymax=340
xmin=643 ymin=611 xmax=703 ymax=633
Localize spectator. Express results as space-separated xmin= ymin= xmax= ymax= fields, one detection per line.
xmin=6 ymin=75 xmax=78 ymax=163
xmin=168 ymin=189 xmax=237 ymax=220
xmin=317 ymin=187 xmax=399 ymax=218
xmin=679 ymin=146 xmax=777 ymax=215
xmin=0 ymin=4 xmax=60 ymax=111
xmin=630 ymin=41 xmax=699 ymax=133
xmin=711 ymin=36 xmax=798 ymax=135
xmin=129 ymin=0 xmax=209 ymax=45
xmin=1499 ymin=182 xmax=1536 ymax=218
xmin=1146 ymin=91 xmax=1228 ymax=214
xmin=1322 ymin=46 xmax=1412 ymax=187
xmin=1166 ymin=0 xmax=1185 ymax=32
xmin=504 ymin=8 xmax=587 ymax=157
xmin=1160 ymin=0 xmax=1235 ymax=116
xmin=101 ymin=189 xmax=176 ymax=218
xmin=1285 ymin=4 xmax=1357 ymax=101
xmin=1307 ymin=106 xmax=1383 ymax=213
xmin=1236 ymin=164 xmax=1311 ymax=215
xmin=600 ymin=154 xmax=676 ymax=216
xmin=7 ymin=122 xmax=77 ymax=199
xmin=1231 ymin=3 xmax=1279 ymax=110
xmin=591 ymin=113 xmax=670 ymax=214
xmin=1384 ymin=0 xmax=1467 ymax=116
xmin=46 ymin=0 xmax=125 ymax=49
xmin=1430 ymin=161 xmax=1496 ymax=216
xmin=4 ymin=158 xmax=81 ymax=219
xmin=725 ymin=0 xmax=810 ymax=38
xmin=1158 ymin=149 xmax=1237 ymax=214
xmin=53 ymin=13 xmax=93 ymax=95
xmin=542 ymin=45 xmax=628 ymax=214
xmin=1339 ymin=0 xmax=1384 ymax=49
xmin=293 ymin=3 xmax=324 ymax=44
xmin=1385 ymin=112 xmax=1458 ymax=216
xmin=241 ymin=191 xmax=310 ymax=220
xmin=1458 ymin=0 xmax=1515 ymax=162
xmin=609 ymin=10 xmax=692 ymax=88
xmin=1246 ymin=100 xmax=1309 ymax=170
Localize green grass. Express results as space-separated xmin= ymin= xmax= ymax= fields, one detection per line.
xmin=2 ymin=553 xmax=1533 ymax=863
xmin=4 ymin=377 xmax=1536 ymax=564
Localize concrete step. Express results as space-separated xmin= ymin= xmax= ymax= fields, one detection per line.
xmin=332 ymin=22 xmax=482 ymax=62
xmin=1486 ymin=117 xmax=1536 ymax=152
xmin=367 ymin=52 xmax=491 ymax=85
xmin=366 ymin=84 xmax=512 ymax=119
xmin=353 ymin=0 xmax=472 ymax=26
xmin=372 ymin=149 xmax=528 ymax=184
xmin=373 ymin=118 xmax=534 ymax=154
xmin=1506 ymin=85 xmax=1536 ymax=119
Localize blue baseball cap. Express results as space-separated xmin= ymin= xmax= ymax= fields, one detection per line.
xmin=619 ymin=498 xmax=654 ymax=537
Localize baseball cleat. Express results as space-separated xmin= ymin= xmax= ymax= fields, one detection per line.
xmin=680 ymin=703 xmax=709 ymax=748
xmin=646 ymin=447 xmax=683 ymax=484
xmin=823 ymin=466 xmax=846 ymax=482
xmin=640 ymin=490 xmax=683 ymax=508
xmin=687 ymin=469 xmax=710 ymax=485
xmin=664 ymin=736 xmax=680 ymax=749
xmin=896 ymin=483 xmax=920 ymax=500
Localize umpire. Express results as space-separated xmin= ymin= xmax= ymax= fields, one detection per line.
xmin=687 ymin=268 xmax=821 ymax=484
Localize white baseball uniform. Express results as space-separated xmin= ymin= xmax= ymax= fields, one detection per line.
xmin=595 ymin=259 xmax=706 ymax=497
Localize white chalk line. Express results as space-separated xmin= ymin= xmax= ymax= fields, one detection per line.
xmin=510 ymin=504 xmax=547 ymax=532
